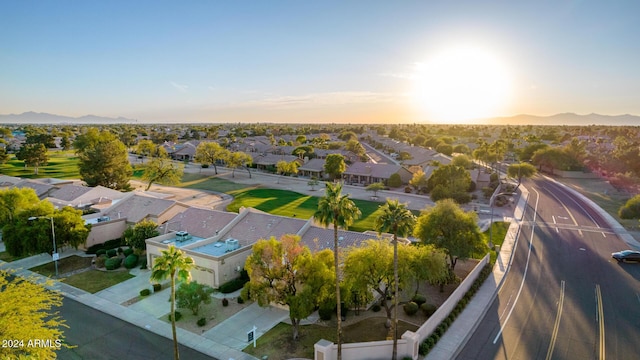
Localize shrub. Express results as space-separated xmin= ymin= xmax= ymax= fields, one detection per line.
xmin=168 ymin=311 xmax=182 ymax=321
xmin=237 ymin=296 xmax=244 ymax=304
xmin=153 ymin=283 xmax=162 ymax=292
xmin=222 ymin=298 xmax=229 ymax=307
xmin=106 ymin=249 xmax=117 ymax=258
xmin=197 ymin=317 xmax=206 ymax=326
xmin=419 ymin=340 xmax=432 ymax=355
xmin=95 ymin=254 xmax=107 ymax=268
xmin=404 ymin=186 xmax=412 ymax=193
xmin=421 ymin=303 xmax=437 ymax=316
xmin=619 ymin=194 xmax=640 ymax=219
xmin=95 ymin=249 xmax=107 ymax=256
xmin=412 ymin=294 xmax=427 ymax=307
xmin=105 ymin=257 xmax=122 ymax=270
xmin=318 ymin=306 xmax=333 ymax=321
xmin=218 ymin=277 xmax=248 ymax=294
xmin=403 ymin=301 xmax=419 ymax=316
xmin=123 ymin=248 xmax=134 ymax=257
xmin=117 ymin=247 xmax=124 ymax=255
xmin=372 ymin=304 xmax=381 ymax=312
xmin=140 ymin=288 xmax=151 ymax=296
xmin=124 ymin=254 xmax=139 ymax=269
xmin=139 ymin=258 xmax=148 ymax=269
xmin=387 ymin=173 xmax=402 ymax=188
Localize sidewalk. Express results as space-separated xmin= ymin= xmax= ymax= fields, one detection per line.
xmin=0 ymin=246 xmax=261 ymax=360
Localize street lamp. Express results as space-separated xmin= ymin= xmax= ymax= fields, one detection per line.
xmin=28 ymin=216 xmax=58 ymax=278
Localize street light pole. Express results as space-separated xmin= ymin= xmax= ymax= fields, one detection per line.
xmin=28 ymin=216 xmax=58 ymax=278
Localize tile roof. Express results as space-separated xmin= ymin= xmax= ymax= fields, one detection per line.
xmin=219 ymin=209 xmax=307 ymax=249
xmin=101 ymin=193 xmax=178 ymax=223
xmin=299 ymin=226 xmax=376 ymax=252
xmin=344 ymin=162 xmax=405 ymax=179
xmin=298 ymin=158 xmax=326 ymax=171
xmin=12 ymin=180 xmax=55 ymax=198
xmin=159 ymin=207 xmax=238 ymax=239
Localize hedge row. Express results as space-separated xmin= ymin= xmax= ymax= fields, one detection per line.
xmin=85 ymin=238 xmax=126 ymax=254
xmin=419 ymin=264 xmax=493 ymax=356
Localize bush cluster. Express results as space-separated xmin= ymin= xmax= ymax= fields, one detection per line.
xmin=222 ymin=298 xmax=229 ymax=307
xmin=197 ymin=317 xmax=206 ymax=326
xmin=139 ymin=258 xmax=148 ymax=269
xmin=418 ymin=263 xmax=493 ymax=356
xmin=123 ymin=248 xmax=134 ymax=257
xmin=106 ymin=249 xmax=117 ymax=258
xmin=140 ymin=289 xmax=151 ymax=296
xmin=372 ymin=304 xmax=381 ymax=312
xmin=124 ymin=254 xmax=139 ymax=269
xmin=411 ymin=294 xmax=427 ymax=307
xmin=86 ymin=238 xmax=126 ymax=254
xmin=105 ymin=257 xmax=122 ymax=270
xmin=153 ymin=283 xmax=162 ymax=292
xmin=218 ymin=277 xmax=249 ymax=294
xmin=403 ymin=302 xmax=419 ymax=316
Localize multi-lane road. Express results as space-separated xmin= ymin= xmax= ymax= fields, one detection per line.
xmin=458 ymin=176 xmax=640 ymax=360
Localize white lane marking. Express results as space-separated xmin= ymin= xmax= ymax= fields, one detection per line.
xmin=493 ymin=187 xmax=540 ymax=344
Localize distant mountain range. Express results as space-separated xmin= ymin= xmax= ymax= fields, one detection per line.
xmin=0 ymin=111 xmax=638 ymax=126
xmin=486 ymin=113 xmax=640 ymax=126
xmin=0 ymin=112 xmax=137 ymax=124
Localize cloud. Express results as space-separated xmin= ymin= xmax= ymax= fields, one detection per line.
xmin=224 ymin=91 xmax=400 ymax=110
xmin=170 ymin=81 xmax=189 ymax=93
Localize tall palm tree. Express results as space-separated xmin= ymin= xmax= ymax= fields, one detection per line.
xmin=375 ymin=199 xmax=416 ymax=360
xmin=314 ymin=182 xmax=361 ymax=360
xmin=150 ymin=245 xmax=194 ymax=360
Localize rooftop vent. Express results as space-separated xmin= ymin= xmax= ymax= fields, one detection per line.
xmin=176 ymin=231 xmax=192 ymax=242
xmin=225 ymin=238 xmax=240 ymax=252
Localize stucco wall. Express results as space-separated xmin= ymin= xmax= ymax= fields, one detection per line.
xmin=85 ymin=219 xmax=128 ymax=248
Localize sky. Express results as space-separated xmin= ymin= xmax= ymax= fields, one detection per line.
xmin=1 ymin=0 xmax=639 ymax=124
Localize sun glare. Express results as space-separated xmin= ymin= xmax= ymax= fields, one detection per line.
xmin=412 ymin=45 xmax=512 ymax=123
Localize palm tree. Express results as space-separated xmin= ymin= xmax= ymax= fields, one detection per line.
xmin=314 ymin=182 xmax=361 ymax=360
xmin=375 ymin=199 xmax=416 ymax=360
xmin=150 ymin=245 xmax=194 ymax=360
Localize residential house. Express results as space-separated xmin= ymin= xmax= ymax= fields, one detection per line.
xmin=342 ymin=162 xmax=413 ymax=186
xmin=297 ymin=158 xmax=327 ymax=179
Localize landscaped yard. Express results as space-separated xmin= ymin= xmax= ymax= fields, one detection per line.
xmin=62 ymin=269 xmax=135 ymax=294
xmin=29 ymin=255 xmax=93 ymax=277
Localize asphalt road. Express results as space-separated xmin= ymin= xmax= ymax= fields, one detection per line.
xmin=56 ymin=298 xmax=216 ymax=360
xmin=458 ymin=177 xmax=640 ymax=360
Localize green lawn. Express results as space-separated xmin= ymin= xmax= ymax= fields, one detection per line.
xmin=0 ymin=251 xmax=28 ymax=263
xmin=225 ymin=188 xmax=387 ymax=233
xmin=0 ymin=151 xmax=80 ymax=179
xmin=180 ymin=173 xmax=257 ymax=193
xmin=62 ymin=269 xmax=135 ymax=293
xmin=480 ymin=221 xmax=510 ymax=263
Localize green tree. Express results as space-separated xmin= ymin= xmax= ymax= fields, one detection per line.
xmin=0 ymin=187 xmax=40 ymax=226
xmin=0 ymin=271 xmax=70 ymax=358
xmin=343 ymin=239 xmax=414 ymax=328
xmin=135 ymin=139 xmax=157 ymax=162
xmin=15 ymin=143 xmax=49 ymax=174
xmin=619 ymin=194 xmax=640 ymax=219
xmin=365 ymin=182 xmax=385 ymax=198
xmin=194 ymin=142 xmax=228 ymax=174
xmin=387 ymin=173 xmax=402 ymax=188
xmin=427 ymin=164 xmax=472 ymax=203
xmin=226 ymin=151 xmax=252 ymax=178
xmin=409 ymin=169 xmax=428 ymax=191
xmin=314 ymin=182 xmax=361 ymax=359
xmin=244 ymin=235 xmax=334 ymax=340
xmin=60 ymin=135 xmax=72 ymax=150
xmin=75 ymin=128 xmax=132 ymax=190
xmin=451 ymin=154 xmax=472 ymax=169
xmin=176 ymin=281 xmax=214 ymax=315
xmin=307 ymin=177 xmax=320 ymax=191
xmin=507 ymin=162 xmax=537 ymax=186
xmin=142 ymin=157 xmax=184 ymax=191
xmin=375 ymin=199 xmax=416 ymax=360
xmin=150 ymin=246 xmax=194 ymax=360
xmin=0 ymin=148 xmax=8 ymax=164
xmin=124 ymin=219 xmax=160 ymax=254
xmin=324 ymin=153 xmax=346 ymax=181
xmin=414 ymin=199 xmax=485 ymax=274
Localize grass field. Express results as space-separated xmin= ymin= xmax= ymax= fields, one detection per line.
xmin=62 ymin=269 xmax=135 ymax=294
xmin=225 ymin=187 xmax=390 ymax=233
xmin=0 ymin=151 xmax=80 ymax=179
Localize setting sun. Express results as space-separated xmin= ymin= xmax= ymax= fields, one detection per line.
xmin=412 ymin=45 xmax=512 ymax=123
